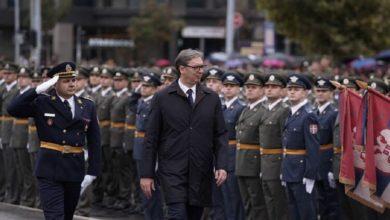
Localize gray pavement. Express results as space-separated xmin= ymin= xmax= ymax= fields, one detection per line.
xmin=0 ymin=202 xmax=144 ymax=220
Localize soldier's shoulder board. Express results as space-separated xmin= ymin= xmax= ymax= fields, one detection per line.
xmin=79 ymin=96 xmax=95 ymax=103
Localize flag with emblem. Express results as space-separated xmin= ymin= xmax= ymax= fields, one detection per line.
xmin=340 ymin=88 xmax=386 ymax=212
xmin=363 ymin=88 xmax=390 ymax=209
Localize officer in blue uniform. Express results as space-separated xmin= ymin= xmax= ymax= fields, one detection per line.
xmin=219 ymin=72 xmax=246 ymax=220
xmin=314 ymin=77 xmax=340 ymax=219
xmin=133 ymin=72 xmax=163 ymax=220
xmin=7 ymin=62 xmax=101 ymax=220
xmin=282 ymin=73 xmax=320 ymax=220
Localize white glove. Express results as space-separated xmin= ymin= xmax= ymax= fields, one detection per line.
xmin=328 ymin=172 xmax=336 ymax=189
xmin=303 ymin=178 xmax=315 ymax=194
xmin=83 ymin=149 xmax=88 ymax=161
xmin=36 ymin=75 xmax=59 ymax=94
xmin=80 ymin=175 xmax=96 ymax=195
xmin=280 ymin=174 xmax=286 ymax=187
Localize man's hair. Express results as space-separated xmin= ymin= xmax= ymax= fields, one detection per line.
xmin=175 ymin=49 xmax=203 ymax=74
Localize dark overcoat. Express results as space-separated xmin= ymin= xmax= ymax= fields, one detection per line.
xmin=140 ymin=80 xmax=228 ymax=207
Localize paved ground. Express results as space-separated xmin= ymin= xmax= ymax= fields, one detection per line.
xmin=0 ymin=202 xmax=144 ymax=220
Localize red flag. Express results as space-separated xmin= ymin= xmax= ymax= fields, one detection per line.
xmin=339 ymin=88 xmax=362 ymax=187
xmin=364 ymin=88 xmax=390 ymax=208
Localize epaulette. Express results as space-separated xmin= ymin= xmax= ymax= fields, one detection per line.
xmin=237 ymin=99 xmax=246 ymax=106
xmin=281 ymin=102 xmax=289 ymax=108
xmin=305 ymin=104 xmax=315 ymax=113
xmin=79 ymin=95 xmax=94 ymax=103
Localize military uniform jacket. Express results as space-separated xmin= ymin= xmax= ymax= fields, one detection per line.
xmin=7 ymin=88 xmax=101 ymax=182
xmin=133 ymin=97 xmax=152 ymax=160
xmin=124 ymin=91 xmax=141 ymax=152
xmin=235 ymin=101 xmax=266 ymax=177
xmin=259 ymin=101 xmax=290 ymax=180
xmin=27 ymin=117 xmax=40 ymax=153
xmin=110 ymin=90 xmax=130 ymax=148
xmin=95 ymin=88 xmax=115 ymax=147
xmin=0 ymin=82 xmax=5 ymax=139
xmin=282 ymin=103 xmax=320 ymax=182
xmin=9 ymin=90 xmax=29 ymax=149
xmin=332 ymin=114 xmax=341 ymax=179
xmin=1 ymin=83 xmax=19 ymax=145
xmin=317 ymin=104 xmax=338 ymax=180
xmin=223 ymin=98 xmax=245 ymax=172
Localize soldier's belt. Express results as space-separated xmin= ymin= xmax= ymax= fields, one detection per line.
xmin=283 ymin=149 xmax=307 ymax=155
xmin=2 ymin=116 xmax=14 ymax=121
xmin=260 ymin=147 xmax=283 ymax=155
xmin=125 ymin=124 xmax=136 ymax=130
xmin=228 ymin=140 xmax=237 ymax=145
xmin=111 ymin=122 xmax=125 ymax=128
xmin=135 ymin=131 xmax=145 ymax=138
xmin=237 ymin=143 xmax=260 ymax=150
xmin=28 ymin=125 xmax=37 ymax=132
xmin=333 ymin=147 xmax=342 ymax=154
xmin=40 ymin=141 xmax=83 ymax=154
xmin=13 ymin=118 xmax=29 ymax=125
xmin=320 ymin=144 xmax=333 ymax=151
xmin=99 ymin=120 xmax=110 ymax=127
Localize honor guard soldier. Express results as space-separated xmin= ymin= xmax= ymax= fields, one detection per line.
xmin=219 ymin=72 xmax=246 ymax=220
xmin=313 ymin=77 xmax=340 ymax=219
xmin=0 ymin=62 xmax=6 ymax=203
xmin=1 ymin=62 xmax=19 ymax=204
xmin=133 ymin=73 xmax=163 ymax=219
xmin=28 ymin=70 xmax=44 ymax=208
xmin=88 ymin=66 xmax=102 ymax=100
xmin=7 ymin=62 xmax=101 ymax=220
xmin=160 ymin=66 xmax=179 ymax=89
xmin=369 ymin=78 xmax=389 ymax=95
xmin=259 ymin=73 xmax=289 ymax=220
xmin=75 ymin=67 xmax=92 ymax=99
xmin=91 ymin=67 xmax=115 ymax=206
xmin=235 ymin=73 xmax=268 ymax=220
xmin=105 ymin=69 xmax=132 ymax=210
xmin=204 ymin=67 xmax=224 ymax=96
xmin=10 ymin=67 xmax=35 ymax=207
xmin=282 ymin=73 xmax=320 ymax=220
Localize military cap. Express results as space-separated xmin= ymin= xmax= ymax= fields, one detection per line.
xmin=90 ymin=66 xmax=100 ymax=76
xmin=339 ymin=77 xmax=359 ymax=90
xmin=287 ymin=73 xmax=312 ymax=90
xmin=131 ymin=71 xmax=142 ymax=82
xmin=2 ymin=62 xmax=19 ymax=73
xmin=314 ymin=77 xmax=335 ymax=90
xmin=100 ymin=67 xmax=113 ymax=77
xmin=204 ymin=67 xmax=224 ymax=81
xmin=77 ymin=66 xmax=91 ymax=78
xmin=47 ymin=62 xmax=77 ymax=78
xmin=161 ymin=66 xmax=179 ymax=79
xmin=40 ymin=66 xmax=51 ymax=78
xmin=142 ymin=72 xmax=161 ymax=87
xmin=244 ymin=73 xmax=264 ymax=86
xmin=222 ymin=72 xmax=243 ymax=86
xmin=113 ymin=69 xmax=128 ymax=79
xmin=17 ymin=67 xmax=32 ymax=77
xmin=369 ymin=78 xmax=388 ymax=94
xmin=31 ymin=71 xmax=42 ymax=82
xmin=264 ymin=73 xmax=286 ymax=87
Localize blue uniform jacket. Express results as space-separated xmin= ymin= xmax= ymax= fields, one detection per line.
xmin=223 ymin=98 xmax=245 ymax=172
xmin=7 ymin=88 xmax=101 ymax=182
xmin=282 ymin=103 xmax=320 ymax=182
xmin=133 ymin=97 xmax=152 ymax=160
xmin=317 ymin=103 xmax=338 ymax=180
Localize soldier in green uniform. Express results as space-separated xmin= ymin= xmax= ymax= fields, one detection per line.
xmin=235 ymin=73 xmax=268 ymax=220
xmin=88 ymin=66 xmax=102 ymax=100
xmin=93 ymin=67 xmax=115 ymax=206
xmin=160 ymin=66 xmax=179 ymax=90
xmin=27 ymin=69 xmax=45 ymax=208
xmin=75 ymin=67 xmax=93 ymax=99
xmin=9 ymin=67 xmax=35 ymax=207
xmin=1 ymin=63 xmax=19 ymax=204
xmin=104 ymin=69 xmax=132 ymax=210
xmin=259 ymin=73 xmax=289 ymax=220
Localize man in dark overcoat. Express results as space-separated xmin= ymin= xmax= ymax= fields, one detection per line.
xmin=140 ymin=49 xmax=228 ymax=220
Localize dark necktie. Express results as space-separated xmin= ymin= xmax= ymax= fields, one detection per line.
xmin=187 ymin=89 xmax=194 ymax=107
xmin=63 ymin=100 xmax=72 ymax=118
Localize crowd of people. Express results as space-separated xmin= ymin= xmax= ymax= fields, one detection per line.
xmin=0 ymin=49 xmax=389 ymax=220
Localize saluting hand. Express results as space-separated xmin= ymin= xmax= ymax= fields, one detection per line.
xmin=36 ymin=74 xmax=59 ymax=94
xmin=140 ymin=178 xmax=155 ymax=199
xmin=215 ymin=169 xmax=227 ymax=187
